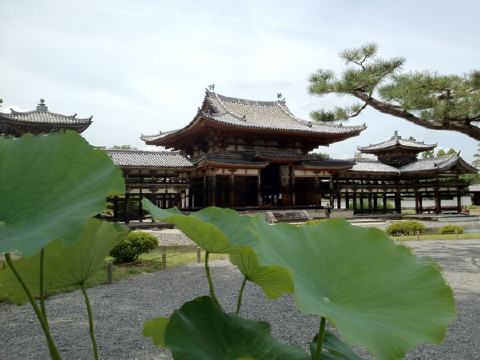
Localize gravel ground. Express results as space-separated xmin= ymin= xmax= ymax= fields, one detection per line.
xmin=1 ymin=239 xmax=479 ymax=360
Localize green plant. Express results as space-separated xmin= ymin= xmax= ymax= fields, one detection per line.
xmin=386 ymin=221 xmax=426 ymax=236
xmin=110 ymin=231 xmax=157 ymax=264
xmin=304 ymin=219 xmax=326 ymax=225
xmin=0 ymin=131 xmax=126 ymax=360
xmin=438 ymin=225 xmax=464 ymax=234
xmin=143 ymin=201 xmax=455 ymax=360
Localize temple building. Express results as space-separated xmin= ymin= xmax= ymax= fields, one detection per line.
xmin=140 ymin=89 xmax=365 ymax=209
xmin=0 ymin=99 xmax=92 ymax=137
xmin=336 ymin=132 xmax=476 ymax=214
xmin=2 ymin=92 xmax=475 ymax=221
xmin=116 ymin=89 xmax=474 ymax=219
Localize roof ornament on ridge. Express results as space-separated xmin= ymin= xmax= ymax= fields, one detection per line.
xmin=37 ymin=98 xmax=48 ymax=112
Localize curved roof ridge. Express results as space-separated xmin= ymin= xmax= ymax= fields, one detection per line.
xmin=2 ymin=108 xmax=92 ymax=122
xmin=106 ymin=148 xmax=184 ymax=155
xmin=209 ymin=90 xmax=279 ymax=107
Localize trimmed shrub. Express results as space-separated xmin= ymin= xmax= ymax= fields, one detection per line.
xmin=110 ymin=231 xmax=158 ymax=264
xmin=386 ymin=221 xmax=426 ymax=236
xmin=438 ymin=225 xmax=464 ymax=234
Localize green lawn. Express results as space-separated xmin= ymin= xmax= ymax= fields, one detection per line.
xmin=0 ymin=248 xmax=227 ymax=303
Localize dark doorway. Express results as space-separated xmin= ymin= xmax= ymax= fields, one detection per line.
xmin=260 ymin=163 xmax=281 ymax=205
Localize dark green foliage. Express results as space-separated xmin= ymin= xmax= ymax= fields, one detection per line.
xmin=110 ymin=231 xmax=157 ymax=264
xmin=308 ymin=44 xmax=480 ymax=139
xmin=386 ymin=221 xmax=426 ymax=236
xmin=145 ymin=296 xmax=310 ymax=359
xmin=438 ymin=225 xmax=464 ymax=234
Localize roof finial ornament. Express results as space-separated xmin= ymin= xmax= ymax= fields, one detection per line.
xmin=391 ymin=130 xmax=401 ymax=140
xmin=207 ymin=84 xmax=215 ymax=92
xmin=37 ymin=98 xmax=48 ymax=112
xmin=277 ymin=93 xmax=285 ymax=102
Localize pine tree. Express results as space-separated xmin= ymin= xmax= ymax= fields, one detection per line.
xmin=308 ymin=44 xmax=480 ymax=139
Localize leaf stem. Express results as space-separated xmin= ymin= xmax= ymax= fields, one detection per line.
xmin=80 ymin=283 xmax=99 ymax=360
xmin=39 ymin=248 xmax=49 ymax=329
xmin=235 ymin=277 xmax=248 ymax=314
xmin=314 ymin=317 xmax=327 ymax=360
xmin=5 ymin=253 xmax=62 ymax=360
xmin=204 ymin=252 xmax=219 ymax=305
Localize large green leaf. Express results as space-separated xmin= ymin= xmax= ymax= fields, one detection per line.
xmin=143 ymin=201 xmax=293 ymax=299
xmin=0 ymin=219 xmax=128 ymax=305
xmin=309 ymin=330 xmax=364 ymax=359
xmin=0 ymin=131 xmax=124 ymax=255
xmin=249 ymin=219 xmax=456 ymax=360
xmin=144 ymin=296 xmax=310 ymax=360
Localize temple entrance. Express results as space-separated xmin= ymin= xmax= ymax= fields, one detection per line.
xmin=260 ymin=163 xmax=282 ymax=206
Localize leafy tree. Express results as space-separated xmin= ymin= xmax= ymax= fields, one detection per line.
xmin=308 ymin=43 xmax=480 ymax=139
xmin=473 ymin=144 xmax=480 ymax=168
xmin=436 ymin=149 xmax=446 ymax=157
xmin=422 ymin=150 xmax=435 ymax=158
xmin=447 ymin=148 xmax=457 ymax=155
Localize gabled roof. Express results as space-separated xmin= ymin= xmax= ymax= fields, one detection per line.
xmin=348 ymin=153 xmax=476 ymax=176
xmin=106 ymin=149 xmax=193 ymax=168
xmin=142 ymin=89 xmax=365 ymax=147
xmin=358 ymin=131 xmax=436 ymax=154
xmin=399 ymin=153 xmax=476 ymax=174
xmin=0 ymin=109 xmax=92 ymax=125
xmin=0 ymin=99 xmax=92 ymax=135
xmin=349 ymin=159 xmax=400 ymax=174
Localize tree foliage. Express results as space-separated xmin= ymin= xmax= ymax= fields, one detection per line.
xmin=309 ymin=43 xmax=480 ymax=139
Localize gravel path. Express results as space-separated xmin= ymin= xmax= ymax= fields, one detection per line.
xmin=1 ymin=239 xmax=479 ymax=360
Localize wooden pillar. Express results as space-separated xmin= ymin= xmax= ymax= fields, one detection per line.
xmin=113 ymin=196 xmax=119 ymax=222
xmin=418 ymin=192 xmax=423 ymax=213
xmin=211 ymin=174 xmax=216 ymax=207
xmin=290 ymin=165 xmax=296 ymax=206
xmin=229 ymin=172 xmax=235 ymax=208
xmin=394 ymin=191 xmax=401 ymax=213
xmin=373 ymin=192 xmax=378 ymax=212
xmin=414 ymin=191 xmax=419 ymax=214
xmin=256 ymin=171 xmax=261 ymax=205
xmin=336 ymin=191 xmax=341 ymax=209
xmin=345 ymin=192 xmax=350 ymax=209
xmin=329 ymin=175 xmax=334 ymax=207
xmin=457 ymin=190 xmax=462 ymax=213
xmin=367 ymin=192 xmax=372 ymax=212
xmin=359 ymin=192 xmax=364 ymax=213
xmin=434 ymin=190 xmax=441 ymax=214
xmin=139 ymin=189 xmax=143 ymax=222
xmin=203 ymin=174 xmax=207 ymax=207
xmin=124 ymin=192 xmax=130 ymax=224
xmin=383 ymin=192 xmax=387 ymax=211
xmin=314 ymin=176 xmax=320 ymax=207
xmin=352 ymin=191 xmax=357 ymax=213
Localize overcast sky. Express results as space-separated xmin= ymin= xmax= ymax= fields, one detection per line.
xmin=1 ymin=0 xmax=479 ymax=160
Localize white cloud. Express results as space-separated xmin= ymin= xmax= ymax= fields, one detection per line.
xmin=1 ymin=0 xmax=479 ymax=160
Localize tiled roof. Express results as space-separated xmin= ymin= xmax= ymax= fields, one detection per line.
xmin=399 ymin=153 xmax=472 ymax=173
xmin=302 ymin=158 xmax=355 ymax=169
xmin=358 ymin=133 xmax=436 ymax=153
xmin=350 ymin=159 xmax=400 ymax=174
xmin=141 ymin=90 xmax=365 ymax=143
xmin=106 ymin=149 xmax=193 ymax=168
xmin=0 ymin=109 xmax=92 ymax=126
xmin=348 ymin=154 xmax=476 ymax=175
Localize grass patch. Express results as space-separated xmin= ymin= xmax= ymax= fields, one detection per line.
xmin=0 ymin=247 xmax=227 ymax=303
xmin=392 ymin=233 xmax=480 ymax=241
